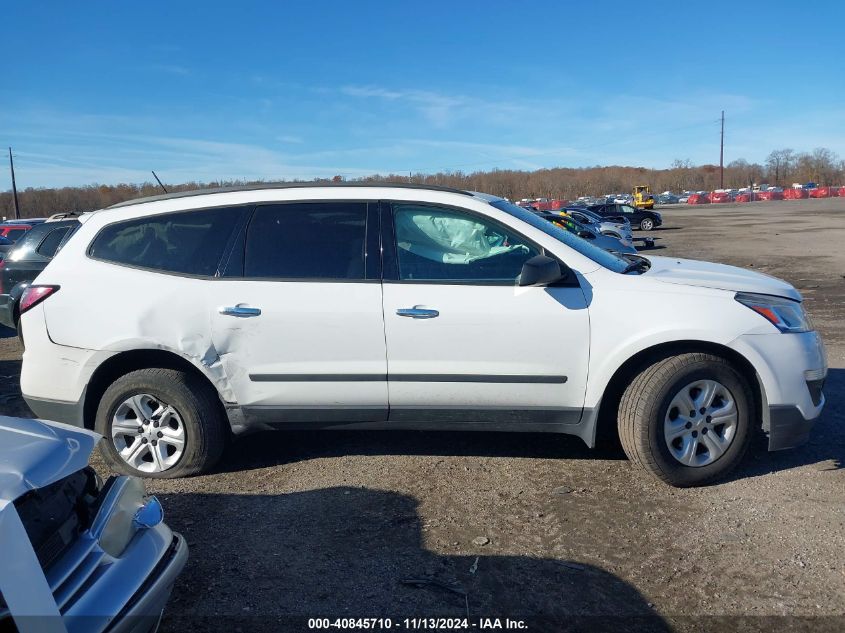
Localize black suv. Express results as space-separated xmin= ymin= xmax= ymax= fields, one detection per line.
xmin=0 ymin=218 xmax=80 ymax=331
xmin=586 ymin=203 xmax=662 ymax=231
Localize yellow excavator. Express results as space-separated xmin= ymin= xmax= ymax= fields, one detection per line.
xmin=632 ymin=185 xmax=655 ymax=210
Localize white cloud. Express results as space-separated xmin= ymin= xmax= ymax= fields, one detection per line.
xmin=277 ymin=134 xmax=304 ymax=144
xmin=340 ymin=85 xmax=527 ymax=128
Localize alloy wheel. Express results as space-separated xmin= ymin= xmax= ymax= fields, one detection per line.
xmin=111 ymin=393 xmax=186 ymax=473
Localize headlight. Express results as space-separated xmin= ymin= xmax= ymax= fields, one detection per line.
xmin=92 ymin=477 xmax=164 ymax=557
xmin=735 ymin=292 xmax=813 ymax=333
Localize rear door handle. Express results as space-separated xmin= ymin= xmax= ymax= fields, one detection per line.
xmin=396 ymin=307 xmax=439 ymax=319
xmin=219 ymin=305 xmax=261 ymax=317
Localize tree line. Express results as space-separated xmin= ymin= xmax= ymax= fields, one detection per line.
xmin=2 ymin=147 xmax=842 ymax=219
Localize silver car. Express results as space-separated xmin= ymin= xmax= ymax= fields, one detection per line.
xmin=0 ymin=416 xmax=187 ymax=633
xmin=565 ymin=208 xmax=634 ymax=244
xmin=534 ymin=212 xmax=637 ymax=254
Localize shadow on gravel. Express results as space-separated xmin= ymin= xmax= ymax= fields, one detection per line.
xmin=0 ymin=324 xmax=16 ymax=339
xmin=216 ymin=430 xmax=627 ymax=475
xmin=732 ymin=368 xmax=844 ymax=481
xmin=159 ymin=486 xmax=669 ymax=632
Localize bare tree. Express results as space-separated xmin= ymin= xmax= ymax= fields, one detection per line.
xmin=765 ymin=149 xmax=796 ymax=186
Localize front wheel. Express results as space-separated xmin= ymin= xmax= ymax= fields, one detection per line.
xmin=640 ymin=218 xmax=654 ymax=231
xmin=617 ymin=353 xmax=753 ymax=487
xmin=95 ymin=368 xmax=228 ymax=478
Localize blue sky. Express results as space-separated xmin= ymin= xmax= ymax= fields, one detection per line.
xmin=2 ymin=0 xmax=844 ymax=188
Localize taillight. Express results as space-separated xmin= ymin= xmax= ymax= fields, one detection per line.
xmin=19 ymin=285 xmax=60 ymax=315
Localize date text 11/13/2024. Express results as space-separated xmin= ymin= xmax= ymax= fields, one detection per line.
xmin=307 ymin=618 xmax=528 ymax=629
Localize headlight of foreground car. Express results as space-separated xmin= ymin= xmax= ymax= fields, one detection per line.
xmin=735 ymin=292 xmax=814 ymax=333
xmin=94 ymin=477 xmax=164 ymax=557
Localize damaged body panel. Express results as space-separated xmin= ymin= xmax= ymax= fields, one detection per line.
xmin=0 ymin=416 xmax=187 ymax=633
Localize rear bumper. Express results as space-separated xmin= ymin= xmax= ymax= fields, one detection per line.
xmin=24 ymin=394 xmax=86 ymax=428
xmin=767 ymin=405 xmax=822 ymax=451
xmin=106 ymin=534 xmax=188 ymax=633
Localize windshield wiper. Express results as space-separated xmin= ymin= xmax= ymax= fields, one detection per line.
xmin=620 ymin=254 xmax=651 ymax=274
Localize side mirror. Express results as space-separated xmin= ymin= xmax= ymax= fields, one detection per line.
xmin=519 ymin=255 xmax=571 ymax=287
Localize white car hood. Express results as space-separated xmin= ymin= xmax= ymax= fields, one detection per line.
xmin=644 ymin=256 xmax=801 ymax=301
xmin=0 ymin=416 xmax=100 ymax=503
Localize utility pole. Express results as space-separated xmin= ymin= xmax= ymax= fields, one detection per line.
xmin=719 ymin=110 xmax=725 ymax=189
xmin=8 ymin=147 xmax=20 ymax=219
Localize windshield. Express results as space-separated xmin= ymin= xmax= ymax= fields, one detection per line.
xmin=490 ymin=199 xmax=628 ymax=273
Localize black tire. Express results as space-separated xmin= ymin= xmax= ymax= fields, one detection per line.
xmin=617 ymin=353 xmax=753 ymax=487
xmin=640 ymin=218 xmax=654 ymax=231
xmin=95 ymin=368 xmax=228 ymax=478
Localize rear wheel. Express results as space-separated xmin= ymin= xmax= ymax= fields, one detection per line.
xmin=617 ymin=353 xmax=753 ymax=487
xmin=95 ymin=368 xmax=228 ymax=478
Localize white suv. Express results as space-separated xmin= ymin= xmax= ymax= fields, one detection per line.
xmin=19 ymin=184 xmax=827 ymax=486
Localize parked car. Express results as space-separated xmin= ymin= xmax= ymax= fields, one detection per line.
xmin=0 ymin=222 xmax=38 ymax=243
xmin=0 ymin=415 xmax=187 ymax=633
xmin=587 ymin=202 xmax=663 ymax=231
xmin=562 ymin=208 xmax=634 ymax=244
xmin=19 ymin=184 xmax=826 ymax=487
xmin=0 ymin=218 xmax=80 ymax=331
xmin=535 ymin=211 xmax=637 ymax=254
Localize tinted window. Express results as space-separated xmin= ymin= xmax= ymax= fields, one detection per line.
xmin=90 ymin=207 xmax=243 ymax=276
xmin=35 ymin=227 xmax=70 ymax=258
xmin=5 ymin=223 xmax=53 ymax=260
xmin=244 ymin=203 xmax=367 ymax=279
xmin=393 ymin=204 xmax=539 ymax=282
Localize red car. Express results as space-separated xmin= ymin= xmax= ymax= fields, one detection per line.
xmin=0 ymin=220 xmax=45 ymax=243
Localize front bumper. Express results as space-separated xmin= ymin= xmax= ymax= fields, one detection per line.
xmin=729 ymin=330 xmax=826 ymax=450
xmin=767 ymin=405 xmax=821 ymax=451
xmin=106 ymin=534 xmax=188 ymax=633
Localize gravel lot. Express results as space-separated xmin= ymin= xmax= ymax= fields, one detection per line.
xmin=1 ymin=198 xmax=843 ymax=631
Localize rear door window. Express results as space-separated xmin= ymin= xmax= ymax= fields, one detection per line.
xmin=243 ymin=202 xmax=367 ymax=280
xmin=89 ymin=207 xmax=245 ymax=276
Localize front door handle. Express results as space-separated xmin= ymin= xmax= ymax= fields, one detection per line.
xmin=396 ymin=306 xmax=439 ymax=319
xmin=219 ymin=305 xmax=262 ymax=317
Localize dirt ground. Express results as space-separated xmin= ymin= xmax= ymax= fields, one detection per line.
xmin=1 ymin=198 xmax=843 ymax=632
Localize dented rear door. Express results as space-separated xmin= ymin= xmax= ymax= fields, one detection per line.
xmin=208 ymin=201 xmax=388 ymax=423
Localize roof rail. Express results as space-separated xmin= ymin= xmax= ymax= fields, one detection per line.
xmin=108 ymin=182 xmax=473 ymax=209
xmin=46 ymin=211 xmax=85 ymax=222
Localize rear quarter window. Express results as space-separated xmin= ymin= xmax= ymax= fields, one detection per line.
xmin=35 ymin=227 xmax=71 ymax=258
xmin=89 ymin=207 xmax=245 ymax=276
